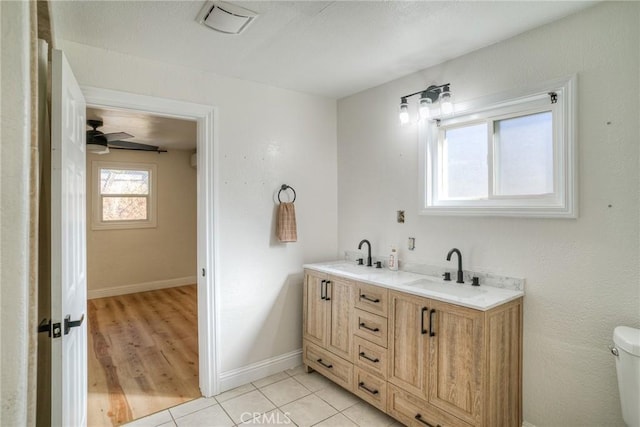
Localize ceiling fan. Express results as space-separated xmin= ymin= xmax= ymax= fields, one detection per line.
xmin=86 ymin=119 xmax=167 ymax=154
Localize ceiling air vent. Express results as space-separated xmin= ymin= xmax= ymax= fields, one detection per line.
xmin=196 ymin=1 xmax=258 ymax=35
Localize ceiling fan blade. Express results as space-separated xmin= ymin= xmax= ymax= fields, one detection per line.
xmin=108 ymin=140 xmax=164 ymax=152
xmin=102 ymin=131 xmax=134 ymax=142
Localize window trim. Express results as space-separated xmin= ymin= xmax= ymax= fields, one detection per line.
xmin=91 ymin=160 xmax=158 ymax=230
xmin=419 ymin=75 xmax=577 ymax=218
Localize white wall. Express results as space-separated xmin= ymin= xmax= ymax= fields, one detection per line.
xmin=57 ymin=40 xmax=338 ymax=374
xmin=337 ymin=3 xmax=639 ymax=426
xmin=0 ymin=1 xmax=31 ymax=425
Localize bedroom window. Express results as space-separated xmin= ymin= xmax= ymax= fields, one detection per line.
xmin=91 ymin=161 xmax=157 ymax=230
xmin=420 ymin=76 xmax=576 ymax=218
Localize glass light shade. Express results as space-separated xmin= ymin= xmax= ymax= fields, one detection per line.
xmin=87 ymin=143 xmax=109 ymax=155
xmin=399 ymin=100 xmax=410 ymax=125
xmin=439 ymin=91 xmax=454 ymax=116
xmin=418 ymin=96 xmax=432 ymax=120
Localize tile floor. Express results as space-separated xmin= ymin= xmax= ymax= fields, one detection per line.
xmin=123 ymin=366 xmax=404 ymax=427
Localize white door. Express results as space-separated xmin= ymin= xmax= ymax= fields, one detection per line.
xmin=51 ymin=49 xmax=87 ymax=427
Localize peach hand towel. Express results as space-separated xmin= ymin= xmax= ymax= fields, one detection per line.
xmin=277 ymin=202 xmax=297 ymax=242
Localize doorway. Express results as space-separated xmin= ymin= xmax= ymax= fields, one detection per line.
xmin=82 ymin=87 xmax=219 ymax=422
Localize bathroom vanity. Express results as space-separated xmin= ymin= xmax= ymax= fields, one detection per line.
xmin=302 ymin=262 xmax=524 ymax=427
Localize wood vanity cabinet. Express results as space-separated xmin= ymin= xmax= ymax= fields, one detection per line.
xmin=303 ymin=270 xmax=354 ymax=388
xmin=303 ymin=269 xmax=522 ymax=427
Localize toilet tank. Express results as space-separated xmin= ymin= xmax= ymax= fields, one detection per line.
xmin=613 ymin=326 xmax=640 ymax=427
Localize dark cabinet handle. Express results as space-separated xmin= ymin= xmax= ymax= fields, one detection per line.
xmin=358 ymin=381 xmax=379 ymax=395
xmin=316 ymin=358 xmax=333 ymax=369
xmin=359 ymin=351 xmax=380 ymax=363
xmin=415 ymin=414 xmax=440 ymax=427
xmin=324 ymin=281 xmax=331 ymax=301
xmin=320 ymin=280 xmax=326 ymax=300
xmin=421 ymin=307 xmax=428 ymax=335
xmin=359 ymin=294 xmax=380 ymax=303
xmin=429 ymin=308 xmax=436 ymax=337
xmin=359 ymin=322 xmax=380 ymax=332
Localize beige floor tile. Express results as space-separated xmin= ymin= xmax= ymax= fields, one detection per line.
xmin=156 ymin=422 xmax=177 ymax=427
xmin=260 ymin=377 xmax=312 ymax=407
xmin=174 ymin=404 xmax=233 ymax=427
xmin=169 ymin=397 xmax=217 ymax=419
xmin=253 ymin=371 xmax=291 ymax=389
xmin=293 ymin=372 xmax=332 ymax=392
xmin=123 ymin=410 xmax=173 ymax=427
xmin=313 ymin=413 xmax=359 ymax=427
xmin=219 ymin=389 xmax=276 ymax=424
xmin=238 ymin=409 xmax=294 ymax=426
xmin=342 ymin=402 xmax=396 ymax=427
xmin=314 ymin=383 xmax=360 ymax=411
xmin=285 ymin=365 xmax=308 ymax=377
xmin=280 ymin=394 xmax=338 ymax=427
xmin=214 ymin=383 xmax=257 ymax=403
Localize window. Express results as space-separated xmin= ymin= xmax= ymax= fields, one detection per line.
xmin=92 ymin=161 xmax=157 ymax=229
xmin=420 ymin=76 xmax=576 ymax=218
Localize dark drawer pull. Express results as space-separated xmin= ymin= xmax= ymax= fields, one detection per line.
xmin=429 ymin=308 xmax=436 ymax=337
xmin=316 ymin=358 xmax=333 ymax=369
xmin=359 ymin=351 xmax=380 ymax=363
xmin=415 ymin=414 xmax=441 ymax=427
xmin=358 ymin=381 xmax=379 ymax=395
xmin=359 ymin=294 xmax=380 ymax=303
xmin=421 ymin=307 xmax=428 ymax=335
xmin=359 ymin=322 xmax=380 ymax=332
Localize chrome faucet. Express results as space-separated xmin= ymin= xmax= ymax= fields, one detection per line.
xmin=446 ymin=248 xmax=464 ymax=284
xmin=358 ymin=239 xmax=373 ymax=267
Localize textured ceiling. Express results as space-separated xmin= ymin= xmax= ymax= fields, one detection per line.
xmin=51 ymin=0 xmax=597 ymax=99
xmin=87 ymin=107 xmax=197 ymax=150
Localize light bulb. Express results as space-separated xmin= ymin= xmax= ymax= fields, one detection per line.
xmin=439 ymin=91 xmax=454 ymax=116
xmin=399 ymin=98 xmax=410 ymax=125
xmin=418 ymin=94 xmax=432 ymax=121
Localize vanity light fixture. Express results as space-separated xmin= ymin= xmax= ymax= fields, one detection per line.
xmin=398 ymin=83 xmax=453 ymax=124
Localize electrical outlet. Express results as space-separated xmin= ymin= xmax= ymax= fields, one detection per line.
xmin=408 ymin=237 xmax=415 ymax=250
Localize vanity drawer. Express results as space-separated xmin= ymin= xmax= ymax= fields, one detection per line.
xmin=353 ymin=336 xmax=387 ymax=379
xmin=354 ymin=282 xmax=388 ymax=317
xmin=353 ymin=367 xmax=387 ymax=412
xmin=387 ymin=384 xmax=473 ymax=427
xmin=354 ymin=309 xmax=388 ymax=348
xmin=303 ymin=341 xmax=352 ymax=390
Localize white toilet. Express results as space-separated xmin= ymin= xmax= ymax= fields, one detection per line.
xmin=612 ymin=326 xmax=640 ymax=427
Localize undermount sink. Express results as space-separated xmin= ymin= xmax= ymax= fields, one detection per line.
xmin=405 ymin=279 xmax=486 ymax=299
xmin=325 ymin=262 xmax=382 ymax=275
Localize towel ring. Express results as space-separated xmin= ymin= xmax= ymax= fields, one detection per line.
xmin=278 ymin=184 xmax=296 ymax=203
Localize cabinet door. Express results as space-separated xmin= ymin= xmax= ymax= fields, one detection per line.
xmin=326 ymin=276 xmax=353 ymax=361
xmin=388 ymin=291 xmax=430 ymax=398
xmin=303 ymin=271 xmax=328 ymax=348
xmin=428 ymin=300 xmax=484 ymax=425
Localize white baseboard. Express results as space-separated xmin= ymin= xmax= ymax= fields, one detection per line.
xmin=87 ymin=276 xmax=197 ymax=299
xmin=218 ymin=349 xmax=303 ymax=393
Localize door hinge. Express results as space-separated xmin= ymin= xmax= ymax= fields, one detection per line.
xmin=38 ymin=318 xmax=62 ymax=338
xmin=202 ymin=268 xmax=206 ymax=277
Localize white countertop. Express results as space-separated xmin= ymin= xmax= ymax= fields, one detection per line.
xmin=304 ymin=261 xmax=524 ymax=311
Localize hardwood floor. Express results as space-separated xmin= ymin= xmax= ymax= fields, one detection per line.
xmin=88 ymin=285 xmax=200 ymax=426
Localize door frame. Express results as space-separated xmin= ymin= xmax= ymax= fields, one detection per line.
xmin=82 ymin=86 xmax=220 ymax=397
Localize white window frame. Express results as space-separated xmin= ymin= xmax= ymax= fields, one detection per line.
xmin=91 ymin=160 xmax=158 ymax=230
xmin=419 ymin=76 xmax=577 ymax=218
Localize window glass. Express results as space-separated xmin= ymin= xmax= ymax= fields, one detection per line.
xmin=102 ymin=196 xmax=148 ymax=221
xmin=100 ymin=169 xmax=149 ymax=195
xmin=494 ymin=111 xmax=553 ymax=196
xmin=442 ymin=123 xmax=488 ymax=199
